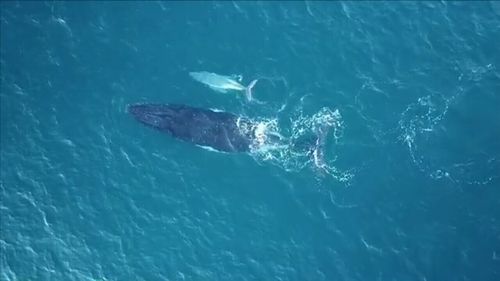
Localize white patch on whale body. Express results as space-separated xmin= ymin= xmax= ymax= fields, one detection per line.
xmin=209 ymin=108 xmax=224 ymax=113
xmin=196 ymin=145 xmax=227 ymax=153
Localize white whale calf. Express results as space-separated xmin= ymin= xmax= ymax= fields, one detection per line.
xmin=189 ymin=71 xmax=258 ymax=101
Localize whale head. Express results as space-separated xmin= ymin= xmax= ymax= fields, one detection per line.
xmin=128 ymin=103 xmax=179 ymax=130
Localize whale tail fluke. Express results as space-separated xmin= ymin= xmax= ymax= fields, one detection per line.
xmin=245 ymin=79 xmax=258 ymax=102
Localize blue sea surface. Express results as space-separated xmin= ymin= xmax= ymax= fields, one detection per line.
xmin=1 ymin=1 xmax=500 ymax=280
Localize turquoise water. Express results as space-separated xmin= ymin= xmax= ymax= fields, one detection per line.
xmin=1 ymin=1 xmax=500 ymax=280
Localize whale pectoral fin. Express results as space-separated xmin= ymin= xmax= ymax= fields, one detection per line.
xmin=209 ymin=86 xmax=228 ymax=93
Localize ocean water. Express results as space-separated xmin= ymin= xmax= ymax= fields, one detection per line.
xmin=1 ymin=1 xmax=499 ymax=280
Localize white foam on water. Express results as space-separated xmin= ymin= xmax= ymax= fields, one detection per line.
xmin=243 ymin=107 xmax=353 ymax=183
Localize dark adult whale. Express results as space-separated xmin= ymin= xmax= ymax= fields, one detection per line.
xmin=128 ymin=103 xmax=255 ymax=152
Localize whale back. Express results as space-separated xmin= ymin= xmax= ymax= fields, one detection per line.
xmin=129 ymin=103 xmax=252 ymax=152
xmin=189 ymin=71 xmax=244 ymax=91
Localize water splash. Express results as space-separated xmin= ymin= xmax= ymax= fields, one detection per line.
xmin=244 ymin=107 xmax=353 ymax=183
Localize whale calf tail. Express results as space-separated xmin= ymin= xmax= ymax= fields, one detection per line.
xmin=245 ymin=79 xmax=259 ymax=101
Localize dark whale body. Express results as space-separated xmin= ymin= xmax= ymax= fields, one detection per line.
xmin=128 ymin=103 xmax=253 ymax=152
